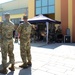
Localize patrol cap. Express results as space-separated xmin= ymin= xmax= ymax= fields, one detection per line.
xmin=4 ymin=12 xmax=10 ymax=16
xmin=23 ymin=16 xmax=28 ymax=19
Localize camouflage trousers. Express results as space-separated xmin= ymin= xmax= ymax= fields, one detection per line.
xmin=20 ymin=39 xmax=31 ymax=64
xmin=1 ymin=39 xmax=15 ymax=68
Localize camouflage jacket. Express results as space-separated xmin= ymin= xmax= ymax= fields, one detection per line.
xmin=0 ymin=20 xmax=14 ymax=40
xmin=17 ymin=22 xmax=31 ymax=40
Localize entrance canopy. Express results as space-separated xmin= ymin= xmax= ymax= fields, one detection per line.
xmin=28 ymin=14 xmax=61 ymax=24
xmin=27 ymin=15 xmax=61 ymax=44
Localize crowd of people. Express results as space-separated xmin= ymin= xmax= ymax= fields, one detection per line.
xmin=30 ymin=24 xmax=63 ymax=43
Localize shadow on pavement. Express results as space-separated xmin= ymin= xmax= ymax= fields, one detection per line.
xmin=0 ymin=64 xmax=2 ymax=70
xmin=31 ymin=42 xmax=75 ymax=49
xmin=31 ymin=42 xmax=47 ymax=47
xmin=7 ymin=71 xmax=14 ymax=75
xmin=0 ymin=62 xmax=10 ymax=70
xmin=19 ymin=67 xmax=31 ymax=75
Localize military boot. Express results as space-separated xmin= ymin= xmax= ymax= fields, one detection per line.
xmin=0 ymin=68 xmax=8 ymax=74
xmin=9 ymin=64 xmax=15 ymax=71
xmin=27 ymin=61 xmax=32 ymax=67
xmin=19 ymin=63 xmax=28 ymax=69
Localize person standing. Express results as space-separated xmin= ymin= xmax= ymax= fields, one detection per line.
xmin=17 ymin=16 xmax=32 ymax=69
xmin=0 ymin=13 xmax=15 ymax=74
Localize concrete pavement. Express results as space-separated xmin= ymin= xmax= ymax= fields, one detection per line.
xmin=0 ymin=42 xmax=75 ymax=75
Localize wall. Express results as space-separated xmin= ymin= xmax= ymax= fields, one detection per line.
xmin=55 ymin=0 xmax=61 ymax=29
xmin=28 ymin=0 xmax=35 ymax=18
xmin=0 ymin=0 xmax=28 ymax=21
xmin=0 ymin=0 xmax=28 ymax=11
xmin=72 ymin=0 xmax=75 ymax=42
xmin=68 ymin=0 xmax=72 ymax=42
xmin=61 ymin=0 xmax=68 ymax=35
xmin=55 ymin=0 xmax=61 ymax=21
xmin=10 ymin=14 xmax=25 ymax=20
xmin=0 ymin=17 xmax=2 ymax=21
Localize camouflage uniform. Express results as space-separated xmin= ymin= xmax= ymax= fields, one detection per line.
xmin=0 ymin=22 xmax=2 ymax=47
xmin=1 ymin=20 xmax=15 ymax=68
xmin=17 ymin=22 xmax=31 ymax=64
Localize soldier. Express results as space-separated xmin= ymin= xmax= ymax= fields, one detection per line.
xmin=56 ymin=26 xmax=62 ymax=34
xmin=0 ymin=22 xmax=2 ymax=47
xmin=17 ymin=16 xmax=32 ymax=69
xmin=0 ymin=13 xmax=15 ymax=74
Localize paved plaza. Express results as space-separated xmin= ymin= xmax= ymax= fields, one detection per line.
xmin=0 ymin=42 xmax=75 ymax=75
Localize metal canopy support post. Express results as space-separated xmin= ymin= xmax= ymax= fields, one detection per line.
xmin=46 ymin=22 xmax=49 ymax=44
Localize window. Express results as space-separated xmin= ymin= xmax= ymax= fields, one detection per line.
xmin=36 ymin=8 xmax=41 ymax=15
xmin=42 ymin=7 xmax=47 ymax=14
xmin=49 ymin=6 xmax=55 ymax=13
xmin=11 ymin=18 xmax=21 ymax=24
xmin=42 ymin=0 xmax=47 ymax=6
xmin=35 ymin=0 xmax=55 ymax=15
xmin=49 ymin=0 xmax=55 ymax=5
xmin=36 ymin=0 xmax=41 ymax=7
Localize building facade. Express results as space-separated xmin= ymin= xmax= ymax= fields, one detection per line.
xmin=0 ymin=0 xmax=28 ymax=24
xmin=28 ymin=0 xmax=75 ymax=42
xmin=0 ymin=0 xmax=75 ymax=42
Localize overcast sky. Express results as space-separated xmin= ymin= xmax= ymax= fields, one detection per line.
xmin=0 ymin=0 xmax=12 ymax=4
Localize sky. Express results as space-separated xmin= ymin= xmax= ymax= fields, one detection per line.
xmin=0 ymin=0 xmax=12 ymax=4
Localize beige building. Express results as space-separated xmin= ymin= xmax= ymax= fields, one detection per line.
xmin=0 ymin=0 xmax=75 ymax=42
xmin=28 ymin=0 xmax=75 ymax=42
xmin=0 ymin=0 xmax=28 ymax=24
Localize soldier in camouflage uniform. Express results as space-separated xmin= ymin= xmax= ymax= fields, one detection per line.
xmin=0 ymin=22 xmax=2 ymax=48
xmin=17 ymin=16 xmax=32 ymax=69
xmin=0 ymin=13 xmax=15 ymax=74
